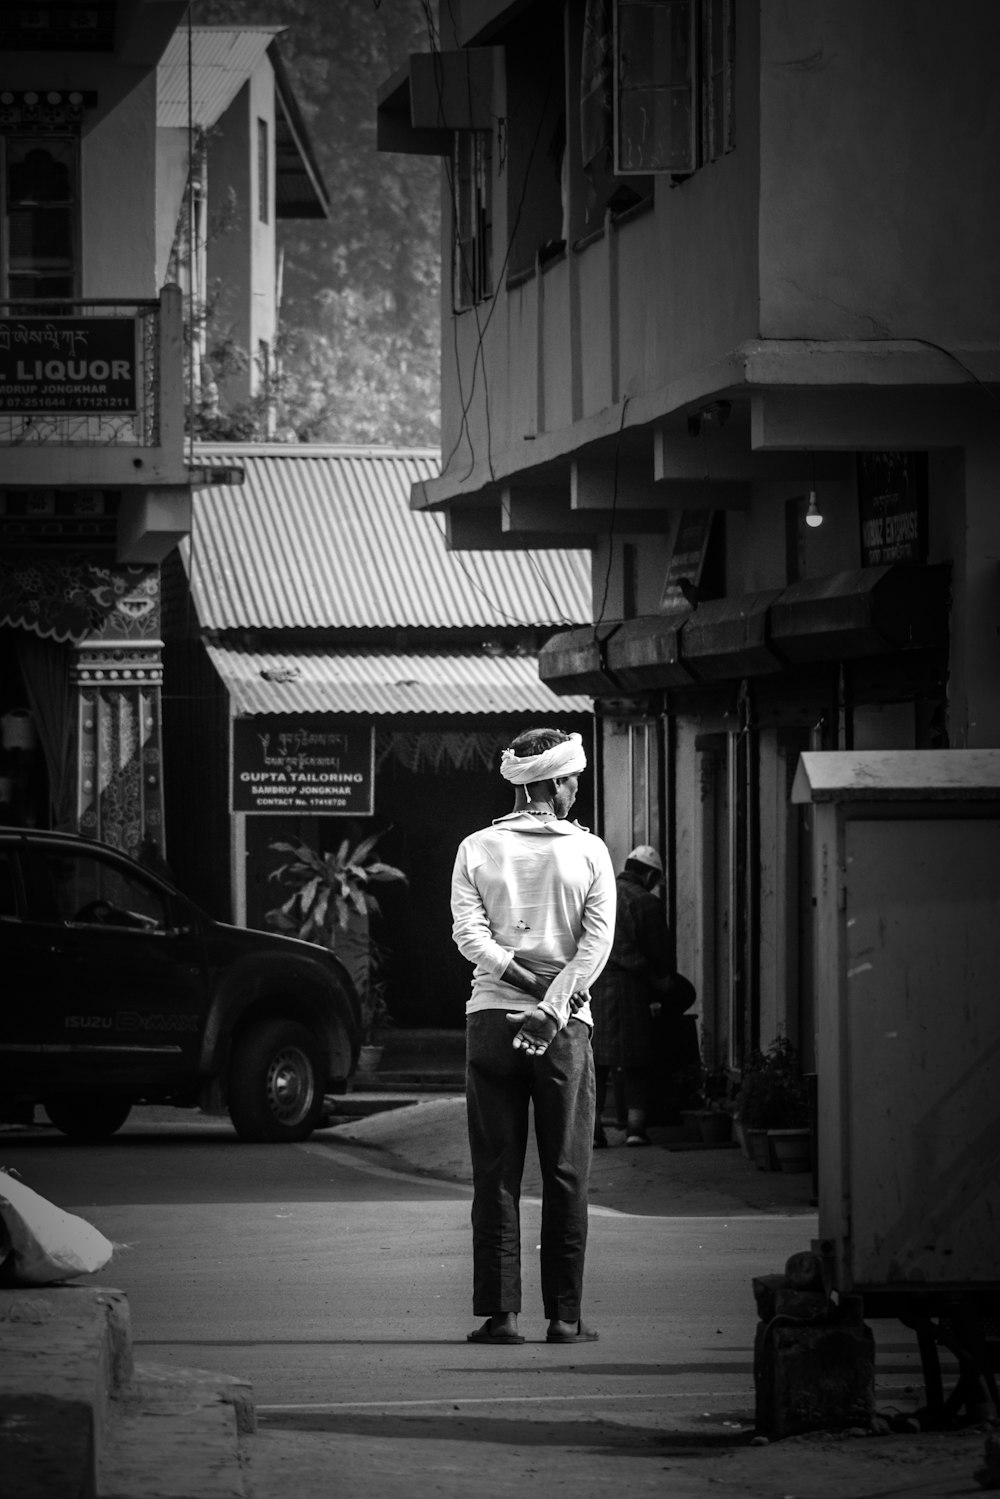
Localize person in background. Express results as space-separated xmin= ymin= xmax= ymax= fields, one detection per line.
xmin=450 ymin=727 xmax=616 ymax=1346
xmin=591 ymin=845 xmax=674 ymax=1147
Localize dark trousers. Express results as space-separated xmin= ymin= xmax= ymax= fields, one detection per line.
xmin=596 ymin=1063 xmax=650 ymax=1117
xmin=466 ymin=1009 xmax=595 ymax=1323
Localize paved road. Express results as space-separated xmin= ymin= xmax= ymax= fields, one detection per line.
xmin=4 ymin=1110 xmax=970 ymax=1499
xmin=2 ymin=1110 xmax=811 ymax=1404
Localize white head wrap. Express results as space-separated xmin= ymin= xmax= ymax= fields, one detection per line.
xmin=499 ymin=732 xmax=587 ymax=785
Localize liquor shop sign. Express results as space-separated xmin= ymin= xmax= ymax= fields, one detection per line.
xmin=0 ymin=317 xmax=137 ymax=413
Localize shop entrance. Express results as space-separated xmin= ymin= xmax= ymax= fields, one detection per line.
xmin=241 ymin=722 xmax=593 ymax=1030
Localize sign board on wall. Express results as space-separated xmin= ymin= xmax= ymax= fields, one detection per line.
xmin=231 ymin=716 xmax=374 ymax=815
xmin=659 ymin=510 xmax=715 ymax=612
xmin=857 ymin=453 xmax=928 ymax=567
xmin=0 ymin=318 xmax=137 ymax=412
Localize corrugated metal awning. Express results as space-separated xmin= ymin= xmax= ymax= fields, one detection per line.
xmin=158 ymin=27 xmax=282 ymax=128
xmin=188 ymin=445 xmax=592 ymax=632
xmin=207 ymin=644 xmax=592 ymax=717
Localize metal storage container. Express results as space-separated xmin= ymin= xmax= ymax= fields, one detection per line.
xmin=792 ymin=749 xmax=1000 ymax=1295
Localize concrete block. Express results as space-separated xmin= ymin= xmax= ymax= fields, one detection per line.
xmin=774 ymin=1288 xmax=828 ymax=1318
xmin=0 ymin=1286 xmax=132 ymax=1499
xmin=99 ymin=1363 xmax=254 ymax=1498
xmin=751 ymin=1273 xmax=787 ymax=1321
xmin=0 ymin=1391 xmax=94 ymax=1499
xmin=754 ymin=1316 xmax=876 ymax=1438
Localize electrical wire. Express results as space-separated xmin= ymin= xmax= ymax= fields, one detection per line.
xmin=416 ymin=0 xmax=580 ymax=628
xmin=903 ymin=336 xmax=1000 ymax=405
xmin=186 ymin=4 xmax=195 ymax=468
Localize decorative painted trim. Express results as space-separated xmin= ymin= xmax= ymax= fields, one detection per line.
xmin=0 ymin=552 xmax=159 ymax=643
xmin=71 ymin=643 xmax=164 ymax=686
xmin=0 ymin=91 xmax=95 ymax=127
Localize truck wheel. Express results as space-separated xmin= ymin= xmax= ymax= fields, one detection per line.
xmin=43 ymin=1095 xmax=132 ymax=1140
xmin=228 ymin=1020 xmax=325 ymax=1142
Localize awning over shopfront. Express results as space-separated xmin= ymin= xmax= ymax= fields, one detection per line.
xmin=537 ymin=626 xmax=623 ymax=698
xmin=539 ymin=564 xmax=951 ymax=695
xmin=207 ymin=644 xmax=592 ymax=717
xmin=605 ymin=614 xmax=693 ymax=691
xmin=768 ymin=563 xmax=950 ymax=663
xmin=680 ymin=590 xmax=784 ymax=680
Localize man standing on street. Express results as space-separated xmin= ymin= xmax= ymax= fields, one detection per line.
xmin=591 ymin=845 xmax=675 ymax=1148
xmin=450 ymin=727 xmax=616 ymax=1346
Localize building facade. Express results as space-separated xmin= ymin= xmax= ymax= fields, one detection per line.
xmin=0 ymin=9 xmax=325 ymax=860
xmin=161 ymin=443 xmax=593 ymax=1025
xmin=378 ymin=0 xmax=1000 ymax=1071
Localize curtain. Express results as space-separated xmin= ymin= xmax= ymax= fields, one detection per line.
xmin=15 ymin=632 xmax=75 ymax=830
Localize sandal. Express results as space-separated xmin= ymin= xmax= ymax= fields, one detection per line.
xmin=546 ymin=1321 xmax=599 ymax=1344
xmin=466 ymin=1319 xmax=525 ymax=1345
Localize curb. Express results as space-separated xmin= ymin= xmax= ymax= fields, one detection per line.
xmin=0 ymin=1286 xmax=253 ymax=1499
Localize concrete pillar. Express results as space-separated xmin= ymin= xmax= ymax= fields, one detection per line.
xmin=939 ymin=438 xmax=1000 ymax=748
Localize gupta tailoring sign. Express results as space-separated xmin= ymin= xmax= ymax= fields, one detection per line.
xmin=231 ymin=716 xmax=375 ymax=815
xmin=0 ymin=317 xmax=137 ymax=412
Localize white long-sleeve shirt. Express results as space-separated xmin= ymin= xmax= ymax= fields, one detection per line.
xmin=450 ymin=811 xmax=617 ymax=1029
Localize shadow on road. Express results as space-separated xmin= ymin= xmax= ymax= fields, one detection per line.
xmin=258 ymin=1408 xmax=747 ymax=1457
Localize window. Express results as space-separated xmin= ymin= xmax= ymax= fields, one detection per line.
xmin=615 ymin=0 xmax=734 ymax=176
xmin=257 ymin=338 xmax=275 ymax=434
xmin=453 ymin=130 xmax=492 ymax=309
xmin=503 ymin=3 xmax=567 ymax=280
xmin=257 ymin=338 xmax=271 ymax=389
xmin=45 ymin=851 xmax=171 ymax=932
xmin=1 ymin=134 xmax=78 ymax=298
xmin=257 ymin=117 xmax=269 ymax=224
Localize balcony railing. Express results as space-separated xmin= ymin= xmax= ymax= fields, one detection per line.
xmin=0 ymin=285 xmax=186 ymax=456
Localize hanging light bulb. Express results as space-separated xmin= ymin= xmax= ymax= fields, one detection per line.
xmin=805 ymin=489 xmax=823 ymax=528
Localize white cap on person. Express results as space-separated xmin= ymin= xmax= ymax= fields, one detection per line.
xmin=627 ymin=844 xmax=663 ymax=873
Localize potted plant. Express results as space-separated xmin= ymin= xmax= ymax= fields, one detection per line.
xmin=734 ymin=1037 xmax=811 ymax=1170
xmin=265 ymin=832 xmax=407 ymax=1065
xmin=690 ymin=1065 xmax=735 ymax=1145
xmin=676 ymin=1060 xmax=709 ymax=1141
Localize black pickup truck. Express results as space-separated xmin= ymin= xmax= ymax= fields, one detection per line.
xmin=0 ymin=827 xmax=361 ymax=1142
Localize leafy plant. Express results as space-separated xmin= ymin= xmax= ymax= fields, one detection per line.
xmin=700 ymin=1065 xmax=734 ymax=1113
xmin=265 ymin=833 xmax=407 ymax=1041
xmin=735 ymin=1037 xmax=811 ymax=1130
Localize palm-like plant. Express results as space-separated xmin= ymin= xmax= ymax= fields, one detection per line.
xmin=265 ymin=834 xmax=407 ymax=1041
xmin=266 ymin=833 xmax=406 ymax=945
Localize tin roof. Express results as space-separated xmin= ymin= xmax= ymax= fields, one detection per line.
xmin=158 ymin=26 xmax=282 ymax=129
xmin=207 ymin=643 xmax=592 ymax=717
xmin=157 ymin=26 xmax=329 ymax=217
xmin=187 ymin=445 xmax=592 ymax=632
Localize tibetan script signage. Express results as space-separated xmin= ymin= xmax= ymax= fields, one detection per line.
xmin=0 ymin=317 xmax=137 ymax=412
xmin=857 ymin=453 xmax=928 ymax=567
xmin=231 ymin=716 xmax=375 ymax=815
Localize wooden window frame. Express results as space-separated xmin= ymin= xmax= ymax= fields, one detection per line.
xmin=1 ymin=131 xmax=80 ymax=300
xmin=257 ymin=117 xmax=269 ymax=225
xmin=453 ymin=128 xmax=493 ymax=311
xmin=614 ymin=0 xmax=734 ymax=178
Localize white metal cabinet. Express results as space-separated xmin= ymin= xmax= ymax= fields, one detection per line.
xmin=792 ymin=750 xmax=1000 ymax=1294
